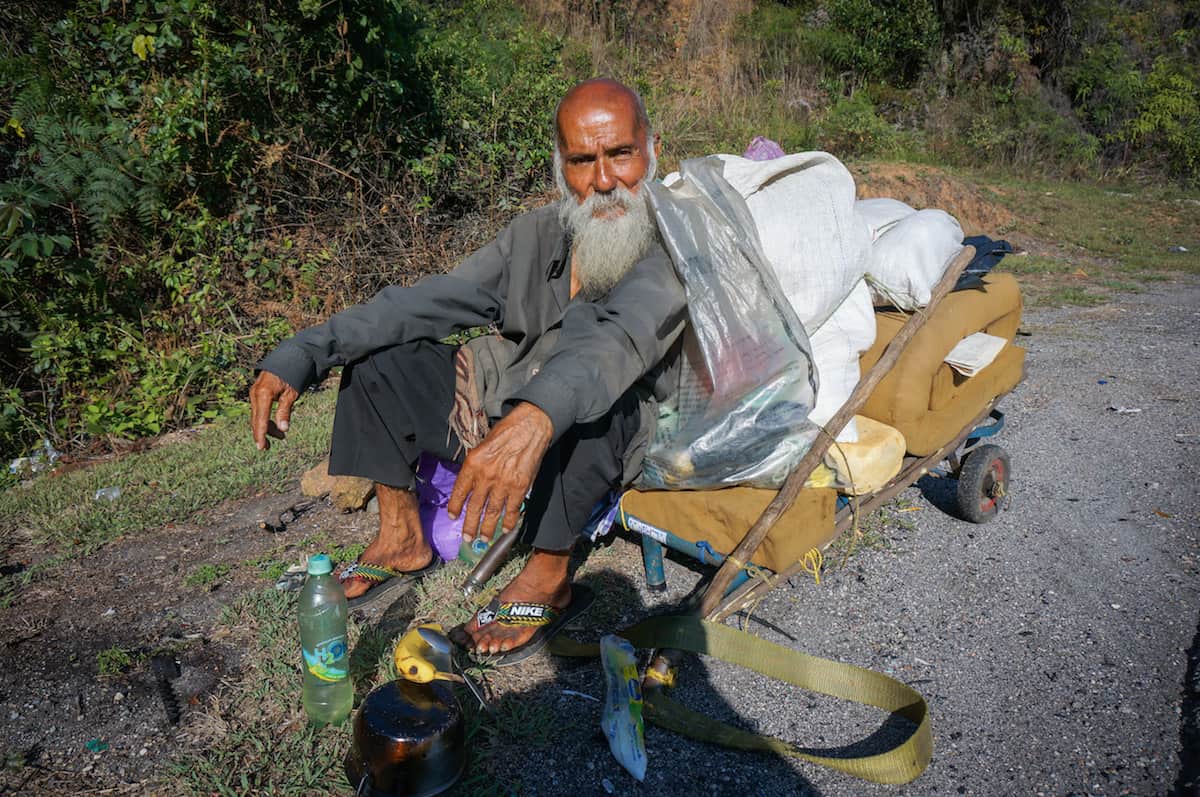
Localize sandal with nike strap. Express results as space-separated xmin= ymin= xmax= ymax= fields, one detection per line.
xmin=462 ymin=584 xmax=595 ymax=667
xmin=338 ymin=558 xmax=442 ymax=611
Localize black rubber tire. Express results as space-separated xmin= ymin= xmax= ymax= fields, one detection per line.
xmin=955 ymin=444 xmax=1010 ymax=523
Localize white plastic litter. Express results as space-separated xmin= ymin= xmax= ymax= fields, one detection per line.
xmin=8 ymin=438 xmax=61 ymax=477
xmin=715 ymin=152 xmax=872 ymax=331
xmin=600 ymin=634 xmax=647 ymax=781
xmin=855 ymin=197 xmax=917 ymax=241
xmin=807 ymin=279 xmax=876 ymax=442
xmin=866 ymin=208 xmax=964 ymax=310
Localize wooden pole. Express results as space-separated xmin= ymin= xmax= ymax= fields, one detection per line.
xmin=695 ymin=245 xmax=977 ymax=619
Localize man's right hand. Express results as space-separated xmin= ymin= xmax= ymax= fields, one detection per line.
xmin=250 ymin=371 xmax=300 ymax=451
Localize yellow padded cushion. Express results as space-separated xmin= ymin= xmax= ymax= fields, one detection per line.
xmin=858 ymin=273 xmax=1026 ymax=456
xmin=619 ymin=486 xmax=836 ymax=573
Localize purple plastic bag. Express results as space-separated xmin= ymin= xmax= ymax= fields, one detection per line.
xmin=416 ymin=453 xmax=464 ymax=562
xmin=743 ymin=136 xmax=785 ymax=161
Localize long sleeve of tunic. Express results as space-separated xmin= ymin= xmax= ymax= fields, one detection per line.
xmin=257 ymin=204 xmax=686 ymax=441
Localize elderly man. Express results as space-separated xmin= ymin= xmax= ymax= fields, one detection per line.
xmin=250 ymin=78 xmax=686 ymax=660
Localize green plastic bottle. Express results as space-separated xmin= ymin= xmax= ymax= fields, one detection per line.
xmin=298 ymin=554 xmax=353 ymax=726
xmin=458 ymin=528 xmax=506 ymax=565
xmin=457 ymin=505 xmax=523 ymax=564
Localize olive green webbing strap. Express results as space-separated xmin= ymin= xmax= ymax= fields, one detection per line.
xmin=548 ymin=615 xmax=931 ymax=785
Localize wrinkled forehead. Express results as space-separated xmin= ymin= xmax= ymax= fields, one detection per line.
xmin=556 ymin=91 xmax=645 ymax=149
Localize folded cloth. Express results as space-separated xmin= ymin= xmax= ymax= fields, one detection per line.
xmin=956 ymin=235 xmax=1013 ymax=291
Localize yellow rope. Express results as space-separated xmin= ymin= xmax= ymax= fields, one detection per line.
xmin=617 ymin=493 xmax=632 ymax=531
xmin=800 ymin=547 xmax=823 ymax=585
xmin=814 ymin=423 xmax=865 ymax=571
xmin=722 ymin=555 xmax=778 ymax=630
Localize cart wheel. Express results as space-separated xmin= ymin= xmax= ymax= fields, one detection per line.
xmin=955 ymin=444 xmax=1010 ymax=523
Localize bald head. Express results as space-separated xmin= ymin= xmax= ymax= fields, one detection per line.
xmin=555 ymin=79 xmax=651 ymax=147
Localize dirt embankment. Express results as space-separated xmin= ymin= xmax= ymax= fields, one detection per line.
xmin=850 ymin=162 xmax=1019 ymax=237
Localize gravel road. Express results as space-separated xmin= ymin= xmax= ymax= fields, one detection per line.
xmin=549 ymin=276 xmax=1200 ymax=797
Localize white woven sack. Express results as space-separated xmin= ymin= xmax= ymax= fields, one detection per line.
xmin=807 ymin=279 xmax=876 ymax=443
xmin=866 ymin=208 xmax=964 ymax=310
xmin=855 ymin=197 xmax=916 ymax=241
xmin=716 ymin=152 xmax=872 ymax=331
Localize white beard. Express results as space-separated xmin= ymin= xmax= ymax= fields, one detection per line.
xmin=554 ymin=143 xmax=659 ymax=302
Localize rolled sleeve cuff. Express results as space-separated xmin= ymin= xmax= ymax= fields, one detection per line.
xmin=256 ymin=343 xmax=319 ymax=395
xmin=508 ymin=372 xmax=577 ymax=442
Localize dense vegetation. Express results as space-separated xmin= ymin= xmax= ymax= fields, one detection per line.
xmin=1 ymin=0 xmax=1196 ymax=465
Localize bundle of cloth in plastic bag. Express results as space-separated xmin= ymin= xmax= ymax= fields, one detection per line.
xmin=637 ymin=156 xmax=820 ymax=491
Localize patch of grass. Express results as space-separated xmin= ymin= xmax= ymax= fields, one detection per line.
xmin=413 ymin=550 xmax=529 ymax=630
xmin=96 ymin=646 xmax=134 ymax=676
xmin=293 ymin=531 xmax=368 ymax=571
xmin=1038 ymin=286 xmax=1108 ymax=307
xmin=243 ymin=550 xmax=293 ymax=582
xmin=987 ymin=175 xmax=1200 ymax=275
xmin=0 ymin=388 xmax=335 ymax=567
xmin=1 ymin=749 xmax=26 ymax=772
xmin=824 ymin=504 xmax=898 ymax=572
xmin=185 ymin=563 xmax=232 ymax=587
xmin=170 ymin=588 xmax=356 ymax=795
xmin=328 ymin=542 xmax=367 ymax=566
xmin=1098 ymin=279 xmax=1144 ymax=293
xmin=999 ymin=255 xmax=1075 ymax=275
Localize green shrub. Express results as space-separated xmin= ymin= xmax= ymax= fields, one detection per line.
xmin=1066 ymin=39 xmax=1200 ymax=176
xmin=736 ymin=1 xmax=939 ymax=89
xmin=818 ymin=92 xmax=895 ymax=157
xmin=817 ymin=0 xmax=940 ymax=86
xmin=0 ymin=0 xmax=567 ymax=460
xmin=1123 ymin=56 xmax=1200 ymax=176
xmin=410 ymin=1 xmax=569 ymax=202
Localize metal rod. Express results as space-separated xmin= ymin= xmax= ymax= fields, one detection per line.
xmin=459 ymin=530 xmax=519 ymax=598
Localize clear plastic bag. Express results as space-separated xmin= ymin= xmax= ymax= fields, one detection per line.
xmin=638 ymin=157 xmax=820 ymax=490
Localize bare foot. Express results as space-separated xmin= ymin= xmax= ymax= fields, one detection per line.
xmin=451 ymin=548 xmax=572 ymax=655
xmin=339 ymin=484 xmax=432 ymax=600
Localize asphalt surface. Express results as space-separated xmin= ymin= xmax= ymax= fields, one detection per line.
xmin=547 ymin=277 xmax=1200 ymax=797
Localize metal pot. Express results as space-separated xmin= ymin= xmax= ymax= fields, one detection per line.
xmin=344 ymin=679 xmax=465 ymax=797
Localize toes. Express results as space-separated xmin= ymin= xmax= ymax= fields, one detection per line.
xmin=473 ymin=629 xmax=498 ymax=655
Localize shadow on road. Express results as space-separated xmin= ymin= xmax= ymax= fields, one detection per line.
xmin=1173 ymin=609 xmax=1200 ymax=796
xmin=359 ymin=543 xmax=831 ymax=795
xmin=913 ymin=472 xmax=959 ymax=517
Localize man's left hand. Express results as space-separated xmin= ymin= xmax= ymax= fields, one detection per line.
xmin=447 ymin=402 xmax=554 ymax=541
